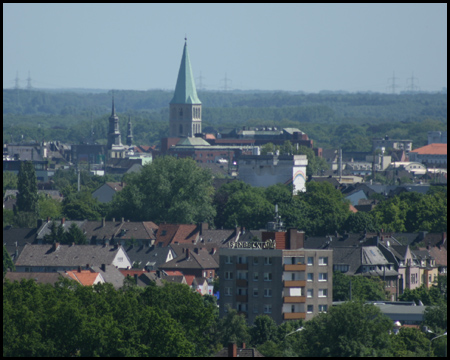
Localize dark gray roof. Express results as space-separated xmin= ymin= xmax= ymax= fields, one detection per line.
xmin=3 ymin=227 xmax=38 ymax=262
xmin=36 ymin=220 xmax=87 ymax=241
xmin=124 ymin=245 xmax=173 ymax=270
xmin=4 ymin=271 xmax=73 ymax=284
xmin=159 ymin=245 xmax=219 ymax=271
xmin=199 ymin=229 xmax=239 ymax=246
xmin=15 ymin=244 xmax=123 ymax=267
xmin=90 ymin=265 xmax=125 ymax=289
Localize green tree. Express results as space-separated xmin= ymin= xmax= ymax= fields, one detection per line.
xmin=333 ymin=271 xmax=388 ymax=302
xmin=3 ymin=171 xmax=17 ymax=196
xmin=390 ymin=327 xmax=432 ymax=357
xmin=424 ymin=303 xmax=447 ymax=333
xmin=110 ymin=156 xmax=216 ymax=224
xmin=217 ymin=305 xmax=251 ymax=348
xmin=64 ymin=223 xmax=88 ymax=245
xmin=38 ymin=194 xmax=62 ymax=220
xmin=16 ymin=161 xmax=39 ymax=214
xmin=297 ymin=301 xmax=392 ymax=357
xmin=341 ymin=211 xmax=379 ymax=233
xmin=250 ymin=315 xmax=278 ymax=346
xmin=3 ymin=245 xmax=15 ymax=277
xmin=62 ymin=190 xmax=102 ymax=221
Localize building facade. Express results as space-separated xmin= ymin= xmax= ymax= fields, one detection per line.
xmin=219 ymin=232 xmax=332 ymax=324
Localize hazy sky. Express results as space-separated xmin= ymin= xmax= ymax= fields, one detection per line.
xmin=3 ymin=3 xmax=447 ymax=93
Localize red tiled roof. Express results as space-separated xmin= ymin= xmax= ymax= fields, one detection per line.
xmin=154 ymin=224 xmax=199 ymax=247
xmin=205 ymin=134 xmax=216 ymax=140
xmin=184 ymin=274 xmax=195 ymax=286
xmin=66 ymin=270 xmax=101 ymax=286
xmin=411 ymin=143 xmax=447 ymax=155
xmin=349 ymin=204 xmax=358 ymax=213
xmin=106 ymin=182 xmax=126 ymax=191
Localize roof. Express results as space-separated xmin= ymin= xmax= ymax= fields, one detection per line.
xmin=66 ymin=269 xmax=102 ymax=286
xmin=91 ymin=264 xmax=125 ymax=289
xmin=170 ymin=42 xmax=201 ymax=104
xmin=411 ymin=143 xmax=447 ymax=155
xmin=214 ymin=347 xmax=265 ymax=357
xmin=124 ymin=245 xmax=173 ymax=270
xmin=3 ymin=227 xmax=38 ymax=262
xmin=15 ymin=244 xmax=124 ymax=267
xmin=4 ymin=189 xmax=63 ymax=201
xmin=82 ymin=220 xmax=156 ymax=244
xmin=154 ymin=224 xmax=199 ymax=248
xmin=36 ymin=220 xmax=87 ymax=241
xmin=176 ymin=137 xmax=210 ymax=146
xmin=105 ymin=182 xmax=126 ymax=192
xmin=422 ymin=246 xmax=447 ymax=267
xmin=349 ymin=204 xmax=358 ymax=213
xmin=159 ymin=246 xmax=219 ymax=271
xmin=4 ymin=271 xmax=73 ymax=285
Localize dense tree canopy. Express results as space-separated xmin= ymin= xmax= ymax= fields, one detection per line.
xmin=109 ymin=156 xmax=216 ymax=224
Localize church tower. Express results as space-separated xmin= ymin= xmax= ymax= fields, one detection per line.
xmin=126 ymin=115 xmax=133 ymax=146
xmin=169 ymin=39 xmax=202 ymax=137
xmin=107 ymin=93 xmax=126 ymax=159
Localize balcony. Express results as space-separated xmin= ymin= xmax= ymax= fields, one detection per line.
xmin=236 ymin=263 xmax=248 ymax=270
xmin=236 ymin=295 xmax=248 ymax=303
xmin=284 ymin=264 xmax=306 ymax=272
xmin=283 ymin=280 xmax=306 ymax=287
xmin=283 ymin=296 xmax=306 ymax=303
xmin=283 ymin=312 xmax=306 ymax=320
xmin=236 ymin=279 xmax=248 ymax=287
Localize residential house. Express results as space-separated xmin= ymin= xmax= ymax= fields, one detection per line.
xmin=3 ymin=227 xmax=38 ymax=263
xmin=3 ymin=271 xmax=73 ymax=285
xmin=124 ymin=245 xmax=175 ymax=271
xmin=153 ymin=223 xmax=199 ymax=248
xmin=92 ymin=182 xmax=126 ymax=203
xmin=90 ymin=264 xmax=126 ymax=289
xmin=14 ymin=243 xmax=132 ymax=272
xmin=411 ymin=249 xmax=439 ymax=289
xmin=65 ymin=269 xmax=105 ymax=286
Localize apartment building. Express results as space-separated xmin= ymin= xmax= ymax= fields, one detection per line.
xmin=219 ymin=230 xmax=332 ymax=324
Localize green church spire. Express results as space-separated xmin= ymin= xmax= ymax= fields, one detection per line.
xmin=170 ymin=40 xmax=201 ymax=104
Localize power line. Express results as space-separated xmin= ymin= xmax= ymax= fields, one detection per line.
xmin=14 ymin=71 xmax=20 ymax=90
xmin=196 ymin=71 xmax=206 ymax=91
xmin=406 ymin=72 xmax=419 ymax=92
xmin=26 ymin=71 xmax=33 ymax=90
xmin=387 ymin=71 xmax=400 ymax=94
xmin=221 ymin=73 xmax=232 ymax=91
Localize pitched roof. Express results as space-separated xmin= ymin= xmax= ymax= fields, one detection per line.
xmin=15 ymin=244 xmax=124 ymax=267
xmin=66 ymin=269 xmax=103 ymax=286
xmin=91 ymin=265 xmax=125 ymax=289
xmin=123 ymin=245 xmax=173 ymax=270
xmin=155 ymin=224 xmax=199 ymax=247
xmin=170 ymin=42 xmax=201 ymax=104
xmin=3 ymin=227 xmax=38 ymax=262
xmin=411 ymin=143 xmax=447 ymax=155
xmin=36 ymin=220 xmax=87 ymax=241
xmin=422 ymin=246 xmax=447 ymax=267
xmin=105 ymin=182 xmax=126 ymax=191
xmin=4 ymin=271 xmax=73 ymax=285
xmin=159 ymin=246 xmax=219 ymax=271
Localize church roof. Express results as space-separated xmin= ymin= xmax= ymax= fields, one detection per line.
xmin=170 ymin=41 xmax=201 ymax=105
xmin=176 ymin=137 xmax=211 ymax=146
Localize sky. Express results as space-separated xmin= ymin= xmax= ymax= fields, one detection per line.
xmin=3 ymin=3 xmax=447 ymax=93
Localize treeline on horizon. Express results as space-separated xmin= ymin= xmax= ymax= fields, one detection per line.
xmin=3 ymin=89 xmax=447 ymax=151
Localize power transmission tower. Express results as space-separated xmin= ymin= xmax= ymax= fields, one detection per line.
xmin=196 ymin=71 xmax=206 ymax=91
xmin=406 ymin=72 xmax=419 ymax=92
xmin=14 ymin=71 xmax=20 ymax=89
xmin=26 ymin=71 xmax=32 ymax=90
xmin=221 ymin=73 xmax=232 ymax=91
xmin=387 ymin=71 xmax=400 ymax=94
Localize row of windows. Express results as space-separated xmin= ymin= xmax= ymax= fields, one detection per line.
xmin=224 ymin=271 xmax=328 ymax=282
xmin=225 ymin=287 xmax=274 ymax=297
xmin=307 ymin=288 xmax=328 ymax=298
xmin=227 ymin=256 xmax=273 ymax=265
xmin=227 ymin=256 xmax=329 ymax=266
xmin=224 ymin=304 xmax=328 ymax=314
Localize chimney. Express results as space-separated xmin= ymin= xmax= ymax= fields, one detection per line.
xmin=47 ymin=217 xmax=51 ymax=223
xmin=186 ymin=248 xmax=190 ymax=259
xmin=112 ymin=217 xmax=115 ymax=222
xmin=102 ymin=217 xmax=106 ymax=227
xmin=242 ymin=343 xmax=246 ymax=349
xmin=61 ymin=218 xmax=65 ymax=225
xmin=53 ymin=242 xmax=60 ymax=251
xmin=194 ymin=248 xmax=199 ymax=254
xmin=114 ymin=244 xmax=119 ymax=250
xmin=77 ymin=266 xmax=81 ymax=272
xmin=156 ymin=270 xmax=160 ymax=278
xmin=134 ymin=274 xmax=138 ymax=283
xmin=86 ymin=264 xmax=90 ymax=269
xmin=211 ymin=248 xmax=216 ymax=255
xmin=228 ymin=343 xmax=237 ymax=358
xmin=199 ymin=222 xmax=208 ymax=235
xmin=121 ymin=217 xmax=124 ymax=223
xmin=101 ymin=264 xmax=106 ymax=272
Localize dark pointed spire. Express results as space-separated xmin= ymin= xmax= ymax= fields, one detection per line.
xmin=111 ymin=91 xmax=116 ymax=116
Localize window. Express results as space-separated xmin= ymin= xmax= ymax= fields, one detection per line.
xmin=264 ymin=304 xmax=272 ymax=314
xmin=319 ymin=273 xmax=328 ymax=282
xmin=253 ymin=257 xmax=259 ymax=265
xmin=318 ymin=289 xmax=328 ymax=298
xmin=225 ymin=256 xmax=232 ymax=264
xmin=319 ymin=305 xmax=328 ymax=312
xmin=253 ymin=288 xmax=259 ymax=297
xmin=307 ymin=257 xmax=314 ymax=266
xmin=237 ymin=271 xmax=248 ymax=280
xmin=237 ymin=288 xmax=247 ymax=295
xmin=307 ymin=289 xmax=313 ymax=298
xmin=264 ymin=257 xmax=272 ymax=265
xmin=238 ymin=256 xmax=247 ymax=264
xmin=307 ymin=305 xmax=313 ymax=313
xmin=225 ymin=287 xmax=232 ymax=296
xmin=319 ymin=257 xmax=328 ymax=265
xmin=225 ymin=271 xmax=233 ymax=280
xmin=264 ymin=289 xmax=272 ymax=297
xmin=253 ymin=272 xmax=259 ymax=281
xmin=307 ymin=273 xmax=314 ymax=282
xmin=117 ymin=257 xmax=123 ymax=262
xmin=264 ymin=272 xmax=272 ymax=281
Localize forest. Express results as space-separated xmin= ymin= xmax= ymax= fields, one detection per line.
xmin=3 ymin=89 xmax=447 ymax=151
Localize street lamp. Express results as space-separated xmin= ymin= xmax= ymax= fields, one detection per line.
xmin=426 ymin=329 xmax=447 ymax=356
xmin=285 ymin=327 xmax=305 ymax=338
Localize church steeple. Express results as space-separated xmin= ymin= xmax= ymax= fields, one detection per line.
xmin=107 ymin=92 xmax=122 ymax=150
xmin=126 ymin=115 xmax=133 ymax=146
xmin=169 ymin=40 xmax=202 ymax=137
